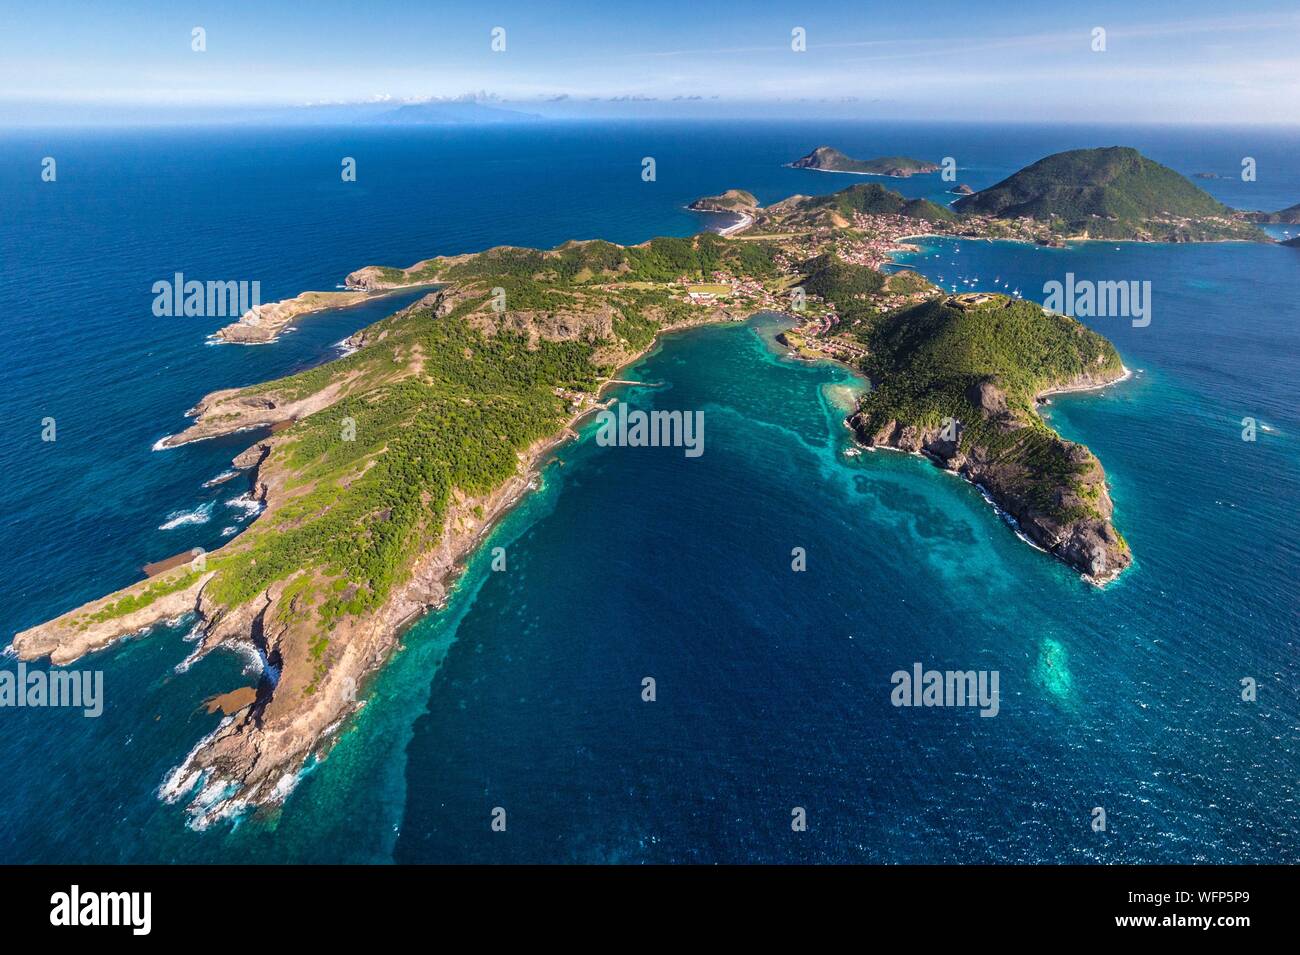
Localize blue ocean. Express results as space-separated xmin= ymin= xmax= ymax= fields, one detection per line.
xmin=0 ymin=121 xmax=1296 ymax=862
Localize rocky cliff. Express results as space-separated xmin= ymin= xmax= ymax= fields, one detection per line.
xmin=849 ymin=377 xmax=1131 ymax=583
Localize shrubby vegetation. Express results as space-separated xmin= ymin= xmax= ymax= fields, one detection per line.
xmin=205 ymin=294 xmax=599 ymax=623
xmin=431 ymin=234 xmax=782 ymax=287
xmin=860 ymin=296 xmax=1120 ymax=418
xmin=209 ymin=233 xmax=797 ymax=636
xmin=88 ymin=570 xmax=200 ymax=623
xmin=800 ymin=253 xmax=886 ymax=316
xmin=202 ymin=232 xmax=774 ymax=631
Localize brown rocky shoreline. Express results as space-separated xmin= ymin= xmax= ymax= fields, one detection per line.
xmin=214 ymin=290 xmax=381 ymax=344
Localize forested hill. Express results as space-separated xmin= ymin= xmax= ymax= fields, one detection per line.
xmin=953 ymin=146 xmax=1263 ymax=240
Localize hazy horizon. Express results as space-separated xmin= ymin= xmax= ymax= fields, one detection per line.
xmin=2 ymin=0 xmax=1297 ymax=126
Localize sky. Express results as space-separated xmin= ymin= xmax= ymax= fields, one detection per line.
xmin=0 ymin=0 xmax=1297 ymax=124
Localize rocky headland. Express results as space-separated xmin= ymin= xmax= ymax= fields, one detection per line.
xmin=215 ymin=290 xmax=381 ymax=344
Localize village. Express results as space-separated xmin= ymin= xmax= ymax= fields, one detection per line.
xmin=673 ymin=215 xmax=942 ymax=365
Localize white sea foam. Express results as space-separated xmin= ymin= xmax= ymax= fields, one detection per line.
xmin=159 ymin=501 xmax=215 ymax=530
xmin=174 ymin=644 xmax=204 ymax=674
xmin=972 ymin=482 xmax=1049 ymax=554
xmin=227 ymin=639 xmax=267 ymax=679
xmin=202 ymin=469 xmax=239 ymax=488
xmin=259 ymin=647 xmax=281 ymax=686
xmin=193 ymin=794 xmax=252 ymax=831
xmin=158 ymin=719 xmax=229 ymax=803
xmin=173 ymin=620 xmax=209 ymax=673
xmin=268 ymin=772 xmax=301 ymax=803
xmin=225 ymin=493 xmax=265 ymax=519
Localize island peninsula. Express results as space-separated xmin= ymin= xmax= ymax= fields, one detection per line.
xmin=14 ymin=146 xmax=1268 ymax=822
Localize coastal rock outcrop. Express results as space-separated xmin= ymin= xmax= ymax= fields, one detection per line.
xmin=12 ymin=571 xmax=211 ymax=665
xmin=160 ymin=378 xmax=356 ymax=448
xmin=215 ymin=290 xmax=375 ymax=344
xmin=687 ymin=189 xmax=760 ymax=214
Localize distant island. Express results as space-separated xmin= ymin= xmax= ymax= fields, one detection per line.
xmin=22 ymin=142 xmax=1269 ymax=826
xmin=789 ymin=146 xmax=939 ymax=178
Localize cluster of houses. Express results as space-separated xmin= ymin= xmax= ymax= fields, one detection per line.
xmin=678 ymin=271 xmax=790 ymax=312
xmin=840 ymin=211 xmax=939 ymax=269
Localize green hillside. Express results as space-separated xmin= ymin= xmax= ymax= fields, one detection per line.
xmin=953 ymin=147 xmax=1260 ymax=239
xmin=798 ymin=182 xmax=957 ymax=223
xmin=857 ymin=295 xmax=1122 ymax=430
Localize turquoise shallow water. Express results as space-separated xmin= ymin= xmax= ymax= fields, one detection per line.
xmin=0 ymin=123 xmax=1297 ymax=862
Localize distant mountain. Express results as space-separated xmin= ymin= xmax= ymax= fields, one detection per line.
xmin=1282 ymin=236 xmax=1300 ymax=247
xmin=952 ymin=146 xmax=1260 ymax=240
xmin=1245 ymin=202 xmax=1300 ymax=224
xmin=789 ymin=146 xmax=939 ymax=177
xmin=373 ymin=102 xmax=541 ymax=124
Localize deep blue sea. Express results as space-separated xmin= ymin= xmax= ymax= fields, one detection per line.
xmin=0 ymin=121 xmax=1296 ymax=862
